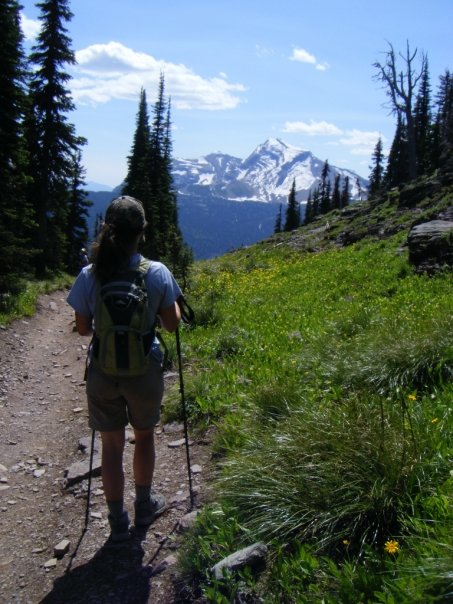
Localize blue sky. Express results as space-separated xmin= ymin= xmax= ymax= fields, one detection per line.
xmin=20 ymin=0 xmax=452 ymax=187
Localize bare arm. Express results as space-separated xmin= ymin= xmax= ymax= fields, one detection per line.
xmin=75 ymin=312 xmax=93 ymax=336
xmin=158 ymin=301 xmax=181 ymax=333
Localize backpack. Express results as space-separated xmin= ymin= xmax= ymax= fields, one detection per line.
xmin=92 ymin=258 xmax=155 ymax=377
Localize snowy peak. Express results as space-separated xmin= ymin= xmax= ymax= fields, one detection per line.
xmin=172 ymin=139 xmax=367 ymax=203
xmin=244 ymin=138 xmax=307 ymax=165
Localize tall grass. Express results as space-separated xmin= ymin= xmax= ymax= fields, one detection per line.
xmin=174 ymin=235 xmax=453 ymax=601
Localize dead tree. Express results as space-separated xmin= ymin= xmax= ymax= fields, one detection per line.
xmin=374 ymin=41 xmax=426 ymax=181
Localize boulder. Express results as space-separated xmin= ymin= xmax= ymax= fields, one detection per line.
xmin=63 ymin=456 xmax=101 ymax=487
xmin=211 ymin=542 xmax=268 ymax=580
xmin=407 ymin=218 xmax=453 ymax=274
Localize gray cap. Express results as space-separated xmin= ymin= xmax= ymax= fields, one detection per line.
xmin=105 ymin=196 xmax=146 ymax=233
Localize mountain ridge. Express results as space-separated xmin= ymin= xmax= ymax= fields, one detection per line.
xmin=172 ymin=138 xmax=368 ymax=203
xmin=86 ymin=138 xmax=369 ymax=259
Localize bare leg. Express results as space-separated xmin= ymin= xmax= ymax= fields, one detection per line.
xmin=100 ymin=429 xmax=125 ymax=502
xmin=133 ymin=427 xmax=155 ymax=487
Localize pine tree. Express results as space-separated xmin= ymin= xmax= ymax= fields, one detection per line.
xmin=27 ymin=0 xmax=85 ymax=276
xmin=66 ymin=148 xmax=91 ymax=274
xmin=311 ymin=186 xmax=320 ymax=218
xmin=284 ymin=179 xmax=299 ymax=231
xmin=384 ymin=116 xmax=410 ymax=189
xmin=340 ymin=176 xmax=350 ymax=208
xmin=160 ymin=97 xmax=192 ymax=280
xmin=123 ymin=88 xmax=152 ymax=205
xmin=368 ymin=137 xmax=385 ymax=198
xmin=274 ymin=204 xmax=282 ymax=233
xmin=123 ymin=78 xmax=192 ymax=280
xmin=319 ymin=160 xmax=331 ymax=214
xmin=331 ymin=174 xmax=341 ymax=210
xmin=304 ymin=191 xmax=313 ymax=225
xmin=355 ymin=176 xmax=362 ymax=201
xmin=436 ymin=70 xmax=453 ymax=184
xmin=0 ymin=0 xmax=35 ymax=293
xmin=414 ymin=60 xmax=433 ymax=176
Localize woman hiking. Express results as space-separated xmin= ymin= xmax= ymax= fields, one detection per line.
xmin=67 ymin=196 xmax=181 ymax=542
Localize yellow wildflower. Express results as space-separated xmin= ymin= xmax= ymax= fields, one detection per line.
xmin=342 ymin=539 xmax=349 ymax=545
xmin=431 ymin=417 xmax=439 ymax=424
xmin=407 ymin=394 xmax=417 ymax=401
xmin=384 ymin=540 xmax=400 ymax=555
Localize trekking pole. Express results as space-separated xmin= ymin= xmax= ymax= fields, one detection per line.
xmin=175 ymin=296 xmax=195 ymax=510
xmin=85 ymin=429 xmax=96 ymax=528
xmin=175 ymin=326 xmax=195 ymax=510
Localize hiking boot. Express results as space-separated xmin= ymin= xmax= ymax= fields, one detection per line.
xmin=134 ymin=492 xmax=167 ymax=527
xmin=108 ymin=510 xmax=130 ymax=542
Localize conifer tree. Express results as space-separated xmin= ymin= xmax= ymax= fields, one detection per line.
xmin=368 ymin=137 xmax=385 ymax=197
xmin=123 ymin=88 xmax=152 ymax=206
xmin=414 ymin=60 xmax=433 ymax=176
xmin=436 ymin=70 xmax=453 ymax=184
xmin=0 ymin=0 xmax=35 ymax=292
xmin=304 ymin=191 xmax=313 ymax=225
xmin=384 ymin=116 xmax=409 ymax=188
xmin=355 ymin=176 xmax=362 ymax=201
xmin=340 ymin=176 xmax=350 ymax=208
xmin=27 ymin=0 xmax=85 ymax=276
xmin=319 ymin=160 xmax=331 ymax=214
xmin=149 ymin=74 xmax=167 ymax=255
xmin=160 ymin=97 xmax=183 ymax=260
xmin=284 ymin=179 xmax=299 ymax=231
xmin=123 ymin=77 xmax=192 ymax=280
xmin=66 ymin=148 xmax=91 ymax=274
xmin=331 ymin=174 xmax=341 ymax=210
xmin=311 ymin=186 xmax=320 ymax=218
xmin=274 ymin=204 xmax=282 ymax=233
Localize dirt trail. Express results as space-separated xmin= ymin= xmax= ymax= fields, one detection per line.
xmin=0 ymin=290 xmax=211 ymax=603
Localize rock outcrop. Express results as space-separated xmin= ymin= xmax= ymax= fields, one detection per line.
xmin=408 ymin=210 xmax=453 ymax=274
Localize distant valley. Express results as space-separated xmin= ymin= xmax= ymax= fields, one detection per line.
xmin=86 ymin=138 xmax=368 ymax=259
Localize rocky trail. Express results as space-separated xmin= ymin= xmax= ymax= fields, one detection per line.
xmin=0 ymin=290 xmax=211 ymax=603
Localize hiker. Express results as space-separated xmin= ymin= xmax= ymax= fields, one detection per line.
xmin=67 ymin=196 xmax=181 ymax=542
xmin=80 ymin=247 xmax=89 ymax=267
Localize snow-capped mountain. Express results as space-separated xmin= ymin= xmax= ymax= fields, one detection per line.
xmin=172 ymin=138 xmax=367 ymax=203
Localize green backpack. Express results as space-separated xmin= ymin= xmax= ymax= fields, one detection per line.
xmin=92 ymin=258 xmax=155 ymax=377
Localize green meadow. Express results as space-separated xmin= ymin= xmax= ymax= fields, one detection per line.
xmin=166 ymin=211 xmax=453 ymax=602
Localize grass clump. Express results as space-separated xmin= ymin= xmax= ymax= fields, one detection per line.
xmin=0 ymin=273 xmax=73 ymax=326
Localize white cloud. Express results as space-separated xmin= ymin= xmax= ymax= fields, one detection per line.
xmin=73 ymin=41 xmax=246 ymax=110
xmin=290 ymin=47 xmax=330 ymax=71
xmin=20 ymin=14 xmax=40 ymax=40
xmin=255 ymin=44 xmax=275 ymax=58
xmin=339 ymin=129 xmax=384 ymax=155
xmin=282 ymin=121 xmax=385 ymax=160
xmin=290 ymin=47 xmax=316 ymax=64
xmin=283 ymin=120 xmax=343 ymax=136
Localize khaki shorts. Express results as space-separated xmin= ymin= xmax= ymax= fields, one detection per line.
xmin=86 ymin=361 xmax=164 ymax=431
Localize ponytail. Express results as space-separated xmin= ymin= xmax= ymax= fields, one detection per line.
xmin=91 ymin=196 xmax=147 ymax=282
xmin=91 ymin=223 xmax=140 ymax=283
